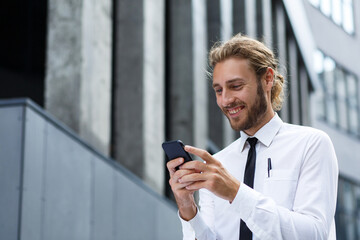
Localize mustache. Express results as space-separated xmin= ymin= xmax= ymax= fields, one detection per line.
xmin=223 ymin=101 xmax=246 ymax=109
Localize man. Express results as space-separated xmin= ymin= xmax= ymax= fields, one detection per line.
xmin=166 ymin=34 xmax=338 ymax=240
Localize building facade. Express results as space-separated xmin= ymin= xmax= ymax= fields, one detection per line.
xmin=303 ymin=0 xmax=360 ymax=239
xmin=1 ymin=0 xmax=359 ymax=238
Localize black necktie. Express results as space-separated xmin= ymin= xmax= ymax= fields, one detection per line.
xmin=239 ymin=137 xmax=258 ymax=240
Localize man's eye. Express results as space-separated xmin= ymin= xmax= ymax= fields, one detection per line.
xmin=232 ymin=85 xmax=242 ymax=89
xmin=215 ymin=88 xmax=222 ymax=94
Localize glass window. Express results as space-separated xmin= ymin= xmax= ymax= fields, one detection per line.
xmin=355 ymin=186 xmax=360 ymax=238
xmin=314 ymin=50 xmax=324 ymax=74
xmin=308 ymin=0 xmax=355 ymax=35
xmin=323 ymin=57 xmax=337 ymax=125
xmin=315 ymin=50 xmax=359 ymax=136
xmin=343 ymin=0 xmax=355 ymax=34
xmin=317 ymin=80 xmax=326 ymax=119
xmin=336 ymin=177 xmax=360 ymax=240
xmin=336 ymin=69 xmax=348 ymax=130
xmin=309 ymin=0 xmax=320 ymax=7
xmin=332 ymin=0 xmax=343 ymax=25
xmin=344 ymin=182 xmax=357 ymax=239
xmin=320 ymin=0 xmax=332 ymax=17
xmin=347 ymin=74 xmax=359 ymax=134
xmin=323 ymin=56 xmax=336 ymax=72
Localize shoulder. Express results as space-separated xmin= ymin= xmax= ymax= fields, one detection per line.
xmin=280 ymin=123 xmax=332 ymax=144
xmin=281 ymin=123 xmax=337 ymax=164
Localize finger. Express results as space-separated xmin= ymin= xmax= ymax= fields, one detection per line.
xmin=184 ymin=145 xmax=215 ymax=164
xmin=179 ymin=172 xmax=209 ymax=184
xmin=179 ymin=160 xmax=208 ymax=173
xmin=166 ymin=157 xmax=184 ymax=176
xmin=170 ymin=170 xmax=198 ymax=190
xmin=183 ymin=176 xmax=217 ymax=192
xmin=171 ymin=169 xmax=197 ymax=185
xmin=185 ymin=181 xmax=206 ymax=191
xmin=171 ymin=180 xmax=196 ymax=191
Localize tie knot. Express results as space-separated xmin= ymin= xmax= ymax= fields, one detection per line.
xmin=247 ymin=137 xmax=258 ymax=148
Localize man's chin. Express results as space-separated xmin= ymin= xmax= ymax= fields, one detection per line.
xmin=230 ymin=125 xmax=241 ymax=131
xmin=228 ymin=117 xmax=255 ymax=132
xmin=228 ymin=119 xmax=244 ymax=132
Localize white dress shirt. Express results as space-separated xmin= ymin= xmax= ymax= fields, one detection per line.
xmin=180 ymin=114 xmax=338 ymax=240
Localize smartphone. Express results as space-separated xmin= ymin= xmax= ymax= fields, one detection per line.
xmin=162 ymin=140 xmax=193 ymax=170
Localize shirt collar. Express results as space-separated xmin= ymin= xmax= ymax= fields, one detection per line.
xmin=239 ymin=113 xmax=283 ymax=152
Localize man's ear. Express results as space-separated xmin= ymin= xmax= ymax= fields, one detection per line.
xmin=264 ymin=67 xmax=274 ymax=90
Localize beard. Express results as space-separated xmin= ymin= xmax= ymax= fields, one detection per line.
xmin=222 ymin=81 xmax=268 ymax=132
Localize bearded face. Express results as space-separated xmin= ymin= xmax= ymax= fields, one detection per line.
xmin=212 ymin=57 xmax=272 ymax=135
xmin=221 ymin=79 xmax=268 ymax=132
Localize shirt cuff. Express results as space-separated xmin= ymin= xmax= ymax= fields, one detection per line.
xmin=178 ymin=208 xmax=209 ymax=239
xmin=228 ymin=183 xmax=261 ymax=221
xmin=178 ymin=211 xmax=195 ymax=239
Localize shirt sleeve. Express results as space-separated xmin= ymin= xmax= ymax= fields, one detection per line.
xmin=178 ymin=212 xmax=196 ymax=239
xmin=179 ymin=189 xmax=217 ymax=240
xmin=228 ymin=131 xmax=339 ymax=240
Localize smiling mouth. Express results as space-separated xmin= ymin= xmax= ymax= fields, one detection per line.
xmin=227 ymin=106 xmax=245 ymax=115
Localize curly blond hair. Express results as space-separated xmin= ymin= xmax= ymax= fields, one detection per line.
xmin=209 ymin=34 xmax=285 ymax=111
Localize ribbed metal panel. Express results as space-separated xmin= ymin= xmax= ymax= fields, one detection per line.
xmin=0 ymin=98 xmax=181 ymax=240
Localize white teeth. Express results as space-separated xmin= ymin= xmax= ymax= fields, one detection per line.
xmin=229 ymin=108 xmax=240 ymax=114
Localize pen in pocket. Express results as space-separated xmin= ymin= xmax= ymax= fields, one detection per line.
xmin=267 ymin=158 xmax=272 ymax=178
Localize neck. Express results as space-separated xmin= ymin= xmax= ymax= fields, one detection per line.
xmin=244 ymin=108 xmax=275 ymax=136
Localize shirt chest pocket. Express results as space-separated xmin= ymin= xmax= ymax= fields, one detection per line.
xmin=263 ymin=169 xmax=299 ymax=209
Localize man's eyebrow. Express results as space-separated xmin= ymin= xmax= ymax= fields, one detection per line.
xmin=226 ymin=78 xmax=244 ymax=84
xmin=212 ymin=78 xmax=244 ymax=88
xmin=212 ymin=83 xmax=220 ymax=88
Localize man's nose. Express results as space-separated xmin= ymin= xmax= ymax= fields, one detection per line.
xmin=221 ymin=90 xmax=235 ymax=107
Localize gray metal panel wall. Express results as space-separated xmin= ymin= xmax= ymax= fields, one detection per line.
xmin=92 ymin=156 xmax=115 ymax=240
xmin=21 ymin=106 xmax=46 ymax=240
xmin=42 ymin=122 xmax=92 ymax=240
xmin=0 ymin=106 xmax=23 ymax=240
xmin=0 ymin=99 xmax=182 ymax=240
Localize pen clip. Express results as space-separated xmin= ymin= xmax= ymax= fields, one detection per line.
xmin=267 ymin=158 xmax=272 ymax=178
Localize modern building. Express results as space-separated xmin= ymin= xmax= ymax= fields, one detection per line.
xmin=303 ymin=0 xmax=360 ymax=239
xmin=0 ymin=0 xmax=359 ymax=239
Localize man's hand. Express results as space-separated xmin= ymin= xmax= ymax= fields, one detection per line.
xmin=167 ymin=157 xmax=198 ymax=221
xmin=179 ymin=145 xmax=240 ymax=202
